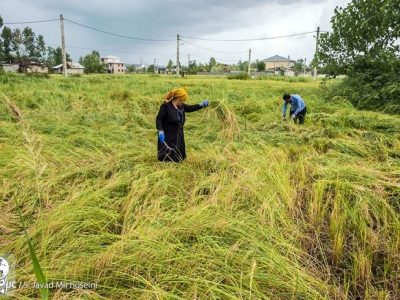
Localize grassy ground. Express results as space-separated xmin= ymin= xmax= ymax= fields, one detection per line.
xmin=0 ymin=73 xmax=399 ymax=299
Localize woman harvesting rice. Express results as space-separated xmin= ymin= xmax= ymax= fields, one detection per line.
xmin=156 ymin=88 xmax=209 ymax=162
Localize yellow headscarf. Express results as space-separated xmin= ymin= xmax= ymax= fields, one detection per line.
xmin=164 ymin=88 xmax=188 ymax=103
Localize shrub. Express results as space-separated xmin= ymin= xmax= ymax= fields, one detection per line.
xmin=227 ymin=72 xmax=250 ymax=80
xmin=325 ymin=56 xmax=400 ymax=114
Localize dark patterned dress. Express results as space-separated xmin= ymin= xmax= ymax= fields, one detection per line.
xmin=156 ymin=102 xmax=203 ymax=162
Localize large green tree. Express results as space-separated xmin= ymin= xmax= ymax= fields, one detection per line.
xmin=0 ymin=22 xmax=51 ymax=63
xmin=236 ymin=60 xmax=248 ymax=71
xmin=51 ymin=47 xmax=71 ymax=65
xmin=126 ymin=64 xmax=136 ymax=73
xmin=166 ymin=59 xmax=173 ymax=70
xmin=79 ymin=50 xmax=103 ymax=73
xmin=188 ymin=59 xmax=196 ymax=74
xmin=1 ymin=27 xmax=13 ymax=62
xmin=207 ymin=57 xmax=216 ymax=72
xmin=11 ymin=28 xmax=22 ymax=61
xmin=36 ymin=35 xmax=46 ymax=62
xmin=22 ymin=27 xmax=36 ymax=59
xmin=317 ymin=0 xmax=400 ymax=75
xmin=255 ymin=59 xmax=266 ymax=72
xmin=317 ymin=0 xmax=400 ymax=112
xmin=293 ymin=59 xmax=305 ymax=73
xmin=146 ymin=64 xmax=156 ymax=73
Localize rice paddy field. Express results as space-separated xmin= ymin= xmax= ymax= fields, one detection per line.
xmin=0 ymin=73 xmax=399 ymax=299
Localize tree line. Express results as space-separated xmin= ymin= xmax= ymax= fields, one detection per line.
xmin=150 ymin=57 xmax=307 ymax=74
xmin=0 ymin=15 xmax=103 ymax=73
xmin=0 ymin=15 xmax=72 ymax=69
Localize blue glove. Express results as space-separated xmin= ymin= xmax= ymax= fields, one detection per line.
xmin=158 ymin=130 xmax=165 ymax=143
xmin=199 ymin=99 xmax=209 ymax=107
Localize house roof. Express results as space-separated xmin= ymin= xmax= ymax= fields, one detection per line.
xmin=1 ymin=62 xmax=19 ymax=66
xmin=52 ymin=62 xmax=84 ymax=69
xmin=130 ymin=64 xmax=147 ymax=69
xmin=263 ymin=55 xmax=294 ymax=62
xmin=101 ymin=55 xmax=123 ymax=63
xmin=267 ymin=66 xmax=294 ymax=70
xmin=20 ymin=61 xmax=47 ymax=66
xmin=69 ymin=62 xmax=84 ymax=69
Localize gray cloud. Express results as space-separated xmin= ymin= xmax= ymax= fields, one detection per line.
xmin=1 ymin=0 xmax=350 ymax=65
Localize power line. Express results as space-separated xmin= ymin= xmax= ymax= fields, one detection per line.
xmin=64 ymin=18 xmax=175 ymax=42
xmin=60 ymin=44 xmax=175 ymax=56
xmin=3 ymin=16 xmax=325 ymax=65
xmin=3 ymin=18 xmax=329 ymax=43
xmin=3 ymin=19 xmax=59 ymax=25
xmin=188 ymin=54 xmax=240 ymax=63
xmin=180 ymin=30 xmax=318 ymax=42
xmin=252 ymin=50 xmax=265 ymax=58
xmin=181 ymin=39 xmax=248 ymax=54
xmin=47 ymin=43 xmax=175 ymax=64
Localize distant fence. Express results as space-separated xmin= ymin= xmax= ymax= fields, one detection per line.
xmin=197 ymin=71 xmax=272 ymax=77
xmin=196 ymin=71 xmax=314 ymax=78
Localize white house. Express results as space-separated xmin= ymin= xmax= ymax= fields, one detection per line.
xmin=101 ymin=56 xmax=125 ymax=74
xmin=20 ymin=61 xmax=48 ymax=74
xmin=1 ymin=63 xmax=20 ymax=73
xmin=272 ymin=67 xmax=295 ymax=77
xmin=52 ymin=62 xmax=85 ymax=75
xmin=263 ymin=55 xmax=295 ymax=69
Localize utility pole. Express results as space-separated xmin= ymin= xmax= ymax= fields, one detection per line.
xmin=60 ymin=14 xmax=67 ymax=77
xmin=176 ymin=34 xmax=180 ymax=76
xmin=188 ymin=54 xmax=190 ymax=76
xmin=313 ymin=26 xmax=320 ymax=80
xmin=247 ymin=48 xmax=251 ymax=75
xmin=154 ymin=58 xmax=157 ymax=74
xmin=304 ymin=57 xmax=306 ymax=76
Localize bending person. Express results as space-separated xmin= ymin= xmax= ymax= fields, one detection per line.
xmin=156 ymin=88 xmax=209 ymax=162
xmin=282 ymin=93 xmax=307 ymax=124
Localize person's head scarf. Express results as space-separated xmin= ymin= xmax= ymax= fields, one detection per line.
xmin=164 ymin=88 xmax=188 ymax=103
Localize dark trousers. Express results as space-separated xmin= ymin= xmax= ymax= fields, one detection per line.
xmin=291 ymin=107 xmax=307 ymax=124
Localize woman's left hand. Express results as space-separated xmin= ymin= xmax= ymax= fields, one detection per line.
xmin=199 ymin=100 xmax=209 ymax=107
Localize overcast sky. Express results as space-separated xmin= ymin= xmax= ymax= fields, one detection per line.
xmin=1 ymin=0 xmax=351 ymax=66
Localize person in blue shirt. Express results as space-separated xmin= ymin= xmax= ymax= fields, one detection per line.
xmin=282 ymin=93 xmax=307 ymax=124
